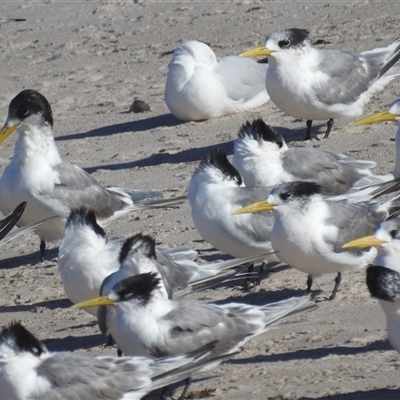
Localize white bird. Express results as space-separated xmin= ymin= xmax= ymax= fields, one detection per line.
xmin=0 ymin=321 xmax=227 ymax=400
xmin=240 ymin=28 xmax=400 ymax=140
xmin=343 ymin=211 xmax=400 ymax=352
xmin=232 ymin=118 xmax=381 ymax=192
xmin=233 ymin=181 xmax=400 ymax=299
xmin=187 ymin=148 xmax=280 ymax=284
xmin=0 ymin=89 xmax=184 ymax=261
xmin=73 ymin=272 xmax=313 ymax=361
xmin=59 ymin=207 xmax=260 ymax=317
xmin=164 ymin=40 xmax=269 ymax=121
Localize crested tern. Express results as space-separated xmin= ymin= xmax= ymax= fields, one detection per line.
xmin=187 ymin=148 xmax=280 ymax=284
xmin=0 ymin=89 xmax=184 ymax=261
xmin=164 ymin=40 xmax=269 ymax=121
xmin=233 ymin=118 xmax=380 ymax=193
xmin=240 ymin=28 xmax=400 ymax=140
xmin=0 ymin=321 xmax=226 ymax=400
xmin=73 ymin=272 xmax=313 ymax=360
xmin=233 ymin=181 xmax=400 ymax=299
xmin=343 ymin=211 xmax=400 ymax=352
xmin=59 ymin=207 xmax=262 ymax=317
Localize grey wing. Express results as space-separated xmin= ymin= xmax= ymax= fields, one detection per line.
xmin=233 ymin=187 xmax=275 ymax=243
xmin=147 ymin=301 xmax=234 ymax=357
xmin=281 ymin=147 xmax=372 ymax=194
xmin=311 ymin=49 xmax=381 ymax=105
xmin=325 ymin=200 xmax=384 ymax=252
xmin=215 ymin=56 xmax=268 ymax=101
xmin=36 ymin=352 xmax=151 ymax=400
xmin=43 ymin=160 xmax=127 ymax=219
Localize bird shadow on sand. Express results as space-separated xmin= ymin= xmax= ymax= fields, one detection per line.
xmin=0 ymin=297 xmax=72 ymax=313
xmin=0 ymin=247 xmax=58 ymax=269
xmin=228 ymin=338 xmax=391 ymax=365
xmin=82 ymin=140 xmax=235 ymax=174
xmin=44 ymin=332 xmax=106 ymax=352
xmin=55 ymin=113 xmax=181 ymax=141
xmin=298 ymin=388 xmax=400 ymax=400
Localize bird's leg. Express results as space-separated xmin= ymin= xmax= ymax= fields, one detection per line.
xmin=324 ymin=118 xmax=334 ymax=139
xmin=305 ymin=120 xmax=313 ymax=140
xmin=255 ymin=261 xmax=266 ymax=286
xmin=329 ymin=272 xmax=342 ymax=300
xmin=40 ymin=239 xmax=46 ymax=262
xmin=117 ymin=347 xmax=123 ymax=357
xmin=306 ymin=274 xmax=313 ymax=293
xmin=159 ymin=386 xmax=168 ymax=400
xmin=179 ymin=376 xmax=192 ymax=400
xmin=243 ymin=263 xmax=254 ymax=289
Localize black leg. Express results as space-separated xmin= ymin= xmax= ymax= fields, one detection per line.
xmin=255 ymin=261 xmax=267 ymax=286
xmin=243 ymin=263 xmax=254 ymax=289
xmin=179 ymin=376 xmax=192 ymax=400
xmin=306 ymin=274 xmax=313 ymax=293
xmin=159 ymin=386 xmax=168 ymax=400
xmin=306 ymin=120 xmax=313 ymax=140
xmin=117 ymin=347 xmax=122 ymax=357
xmin=329 ymin=272 xmax=342 ymax=300
xmin=40 ymin=239 xmax=46 ymax=262
xmin=324 ymin=118 xmax=334 ymax=139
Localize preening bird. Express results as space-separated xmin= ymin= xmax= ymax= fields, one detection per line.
xmin=165 ymin=40 xmax=269 ymax=121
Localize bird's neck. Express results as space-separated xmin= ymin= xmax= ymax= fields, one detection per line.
xmin=13 ymin=124 xmax=62 ymax=166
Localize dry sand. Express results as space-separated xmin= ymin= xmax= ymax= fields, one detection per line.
xmin=1 ymin=1 xmax=400 ymax=399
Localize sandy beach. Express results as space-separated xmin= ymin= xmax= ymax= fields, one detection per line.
xmin=1 ymin=1 xmax=400 ymax=399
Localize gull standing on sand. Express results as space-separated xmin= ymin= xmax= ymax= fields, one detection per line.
xmin=232 ymin=118 xmax=382 ymax=192
xmin=0 ymin=321 xmax=227 ymax=400
xmin=74 ymin=272 xmax=313 ymax=361
xmin=0 ymin=90 xmax=183 ymax=260
xmin=59 ymin=207 xmax=260 ymax=316
xmin=343 ymin=211 xmax=400 ymax=352
xmin=233 ymin=181 xmax=400 ymax=299
xmin=240 ymin=29 xmax=400 ymax=139
xmin=164 ymin=40 xmax=269 ymax=121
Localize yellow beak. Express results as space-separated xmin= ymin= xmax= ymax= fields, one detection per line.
xmin=0 ymin=123 xmax=19 ymax=145
xmin=354 ymin=110 xmax=399 ymax=126
xmin=232 ymin=200 xmax=275 ymax=215
xmin=239 ymin=45 xmax=276 ymax=58
xmin=342 ymin=235 xmax=387 ymax=249
xmin=71 ymin=295 xmax=116 ymax=309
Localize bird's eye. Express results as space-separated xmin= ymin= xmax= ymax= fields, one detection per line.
xmin=280 ymin=192 xmax=290 ymax=201
xmin=278 ymin=39 xmax=291 ymax=48
xmin=390 ymin=230 xmax=398 ymax=238
xmin=20 ymin=109 xmax=29 ymax=116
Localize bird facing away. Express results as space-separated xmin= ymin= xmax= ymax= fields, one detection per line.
xmin=0 ymin=89 xmax=183 ymax=261
xmin=73 ymin=272 xmax=313 ymax=361
xmin=343 ymin=211 xmax=400 ymax=352
xmin=232 ymin=118 xmax=378 ymax=193
xmin=0 ymin=321 xmax=227 ymax=400
xmin=240 ymin=28 xmax=400 ymax=140
xmin=233 ymin=181 xmax=400 ymax=300
xmin=59 ymin=207 xmax=259 ymax=317
xmin=164 ymin=40 xmax=269 ymax=121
